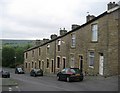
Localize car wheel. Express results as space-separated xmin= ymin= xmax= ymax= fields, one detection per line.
xmin=41 ymin=74 xmax=43 ymax=76
xmin=79 ymin=77 xmax=83 ymax=81
xmin=8 ymin=75 xmax=10 ymax=78
xmin=33 ymin=73 xmax=36 ymax=77
xmin=66 ymin=77 xmax=70 ymax=82
xmin=57 ymin=76 xmax=60 ymax=81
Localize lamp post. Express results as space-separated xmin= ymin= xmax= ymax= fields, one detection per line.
xmin=14 ymin=56 xmax=16 ymax=68
xmin=14 ymin=46 xmax=17 ymax=68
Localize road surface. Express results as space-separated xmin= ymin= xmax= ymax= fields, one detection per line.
xmin=2 ymin=68 xmax=118 ymax=92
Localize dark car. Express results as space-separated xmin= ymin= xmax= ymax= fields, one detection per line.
xmin=30 ymin=69 xmax=43 ymax=77
xmin=1 ymin=70 xmax=10 ymax=78
xmin=15 ymin=67 xmax=25 ymax=74
xmin=57 ymin=68 xmax=83 ymax=82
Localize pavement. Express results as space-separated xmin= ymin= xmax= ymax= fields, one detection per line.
xmin=0 ymin=78 xmax=18 ymax=86
xmin=44 ymin=73 xmax=119 ymax=80
xmin=44 ymin=73 xmax=57 ymax=77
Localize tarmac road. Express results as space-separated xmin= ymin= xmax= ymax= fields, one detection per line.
xmin=1 ymin=68 xmax=119 ymax=92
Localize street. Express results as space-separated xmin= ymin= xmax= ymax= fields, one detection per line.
xmin=1 ymin=68 xmax=118 ymax=92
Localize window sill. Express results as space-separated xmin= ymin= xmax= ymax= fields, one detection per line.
xmin=89 ymin=66 xmax=94 ymax=68
xmin=71 ymin=46 xmax=76 ymax=49
xmin=56 ymin=68 xmax=60 ymax=69
xmin=91 ymin=41 xmax=98 ymax=43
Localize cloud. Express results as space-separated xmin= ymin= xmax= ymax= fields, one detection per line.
xmin=1 ymin=0 xmax=119 ymax=40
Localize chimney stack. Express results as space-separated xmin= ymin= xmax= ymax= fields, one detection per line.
xmin=43 ymin=38 xmax=49 ymax=43
xmin=86 ymin=15 xmax=95 ymax=22
xmin=71 ymin=24 xmax=80 ymax=30
xmin=50 ymin=34 xmax=57 ymax=39
xmin=107 ymin=2 xmax=119 ymax=10
xmin=60 ymin=28 xmax=67 ymax=36
xmin=118 ymin=1 xmax=120 ymax=5
xmin=35 ymin=39 xmax=42 ymax=46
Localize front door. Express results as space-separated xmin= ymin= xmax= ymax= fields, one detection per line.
xmin=51 ymin=60 xmax=54 ymax=73
xmin=39 ymin=61 xmax=41 ymax=69
xmin=42 ymin=61 xmax=44 ymax=72
xmin=63 ymin=58 xmax=66 ymax=69
xmin=29 ymin=63 xmax=30 ymax=72
xmin=99 ymin=53 xmax=104 ymax=75
xmin=79 ymin=55 xmax=83 ymax=72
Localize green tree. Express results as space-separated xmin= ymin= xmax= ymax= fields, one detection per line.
xmin=24 ymin=44 xmax=32 ymax=50
xmin=2 ymin=46 xmax=15 ymax=67
xmin=2 ymin=43 xmax=33 ymax=68
xmin=15 ymin=47 xmax=24 ymax=66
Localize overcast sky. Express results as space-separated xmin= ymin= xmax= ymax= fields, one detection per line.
xmin=0 ymin=0 xmax=119 ymax=40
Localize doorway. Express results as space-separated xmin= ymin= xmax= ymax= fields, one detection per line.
xmin=42 ymin=61 xmax=44 ymax=72
xmin=28 ymin=63 xmax=30 ymax=72
xmin=51 ymin=60 xmax=54 ymax=73
xmin=62 ymin=58 xmax=66 ymax=69
xmin=79 ymin=55 xmax=83 ymax=72
xmin=39 ymin=61 xmax=41 ymax=69
xmin=99 ymin=53 xmax=104 ymax=75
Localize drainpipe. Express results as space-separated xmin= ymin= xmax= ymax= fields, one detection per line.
xmin=54 ymin=40 xmax=56 ymax=74
xmin=118 ymin=9 xmax=120 ymax=76
xmin=105 ymin=14 xmax=109 ymax=77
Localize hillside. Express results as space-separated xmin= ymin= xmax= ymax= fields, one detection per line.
xmin=1 ymin=39 xmax=34 ymax=47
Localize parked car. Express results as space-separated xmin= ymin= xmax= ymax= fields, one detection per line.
xmin=0 ymin=70 xmax=10 ymax=78
xmin=30 ymin=69 xmax=43 ymax=77
xmin=57 ymin=68 xmax=83 ymax=82
xmin=15 ymin=67 xmax=25 ymax=74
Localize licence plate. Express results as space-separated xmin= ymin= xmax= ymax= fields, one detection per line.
xmin=75 ymin=74 xmax=80 ymax=76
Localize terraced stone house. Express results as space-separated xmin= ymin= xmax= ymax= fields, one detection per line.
xmin=24 ymin=2 xmax=120 ymax=77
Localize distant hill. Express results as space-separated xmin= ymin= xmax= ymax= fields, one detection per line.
xmin=1 ymin=39 xmax=34 ymax=47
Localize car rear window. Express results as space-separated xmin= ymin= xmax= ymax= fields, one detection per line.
xmin=70 ymin=68 xmax=80 ymax=74
xmin=17 ymin=68 xmax=23 ymax=71
xmin=34 ymin=69 xmax=40 ymax=72
xmin=37 ymin=71 xmax=41 ymax=73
